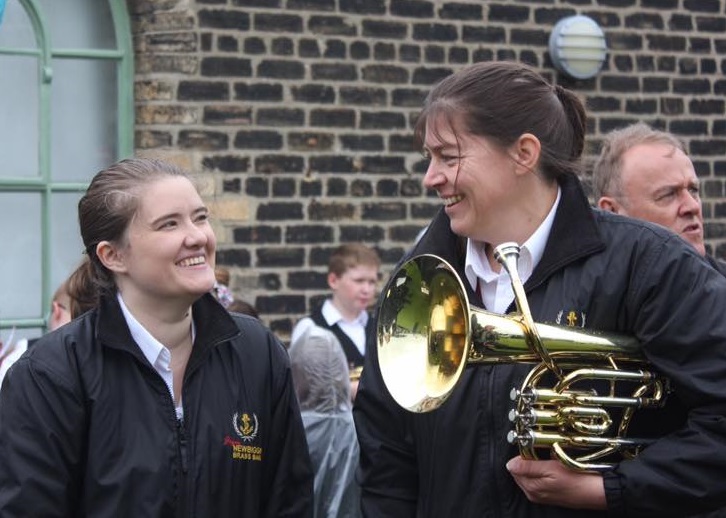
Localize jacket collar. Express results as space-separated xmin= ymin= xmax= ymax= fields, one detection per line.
xmin=414 ymin=174 xmax=604 ymax=295
xmin=97 ymin=292 xmax=240 ymax=369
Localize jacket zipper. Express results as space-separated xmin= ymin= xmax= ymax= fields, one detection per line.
xmin=177 ymin=418 xmax=188 ymax=474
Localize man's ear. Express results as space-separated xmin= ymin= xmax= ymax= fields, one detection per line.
xmin=597 ymin=196 xmax=620 ymax=213
xmin=327 ymin=271 xmax=339 ymax=291
xmin=511 ymin=133 xmax=541 ymax=175
xmin=95 ymin=241 xmax=127 ymax=273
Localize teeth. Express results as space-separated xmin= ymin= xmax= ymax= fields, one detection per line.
xmin=442 ymin=194 xmax=463 ymax=206
xmin=178 ymin=256 xmax=206 ymax=267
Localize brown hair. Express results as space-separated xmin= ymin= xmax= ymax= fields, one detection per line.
xmin=592 ymin=122 xmax=687 ymax=200
xmin=66 ymin=258 xmax=99 ymax=318
xmin=413 ymin=61 xmax=587 ymax=182
xmin=328 ymin=243 xmax=381 ymax=277
xmin=78 ymin=157 xmax=192 ymax=295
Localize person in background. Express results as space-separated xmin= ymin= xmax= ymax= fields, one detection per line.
xmin=592 ymin=122 xmax=726 ymax=275
xmin=0 ymin=157 xmax=313 ymax=516
xmin=291 ymin=243 xmax=380 ymax=400
xmin=213 ymin=266 xmax=259 ymax=318
xmin=0 ymin=278 xmax=74 ymax=389
xmin=353 ymin=60 xmax=726 ymax=517
xmin=290 ymin=325 xmax=361 ymax=518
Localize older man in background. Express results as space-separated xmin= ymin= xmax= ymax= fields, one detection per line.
xmin=592 ymin=122 xmax=726 ymax=275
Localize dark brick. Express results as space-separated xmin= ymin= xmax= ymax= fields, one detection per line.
xmin=287 ymin=0 xmax=335 ymax=10
xmin=690 ymin=99 xmax=725 ymax=115
xmin=400 ymin=178 xmax=423 ymax=196
xmin=702 ymin=59 xmax=717 ymax=74
xmin=288 ymin=271 xmax=328 ymax=290
xmin=715 ymin=80 xmax=726 ymax=95
xmin=254 ymin=13 xmax=303 ymax=32
xmin=376 ymin=179 xmax=399 ymax=197
xmin=289 ymin=132 xmax=335 ymax=151
xmin=291 ymin=84 xmax=336 ymax=103
xmin=412 ymin=66 xmax=453 ymax=85
xmin=400 ymin=44 xmax=421 ymax=62
xmin=696 ymin=16 xmax=726 ymax=32
xmin=647 ymin=35 xmax=687 ymax=52
xmin=497 ymin=49 xmax=516 ymax=62
xmin=255 ymin=294 xmax=306 ymax=313
xmin=271 ymin=38 xmax=294 ymax=55
xmin=449 ymin=46 xmax=469 ymax=63
xmin=625 ymin=99 xmax=657 ymax=114
xmin=669 ymin=120 xmax=708 ymax=136
xmin=243 ymin=37 xmax=266 ymax=54
xmin=660 ymin=98 xmax=684 ymax=115
xmin=273 ymin=178 xmax=296 ymax=197
xmin=350 ymin=180 xmax=373 ymax=197
xmin=143 ymin=32 xmax=197 ymax=53
xmin=216 ymin=248 xmax=251 ymax=267
xmin=218 ymin=35 xmax=239 ymax=52
xmin=308 ymin=200 xmax=356 ymax=220
xmin=198 ymin=9 xmax=250 ymax=30
xmin=310 ymin=246 xmax=338 ymax=266
xmin=324 ymin=40 xmax=346 ymax=59
xmin=412 ymin=23 xmax=458 ymax=42
xmin=673 ymin=78 xmax=711 ymax=95
xmin=203 ymin=106 xmax=252 ymax=125
xmin=613 ymin=55 xmax=633 ymax=72
xmin=668 ymin=14 xmax=693 ymax=31
xmin=392 ymin=88 xmax=428 ymax=107
xmin=657 ymin=56 xmax=677 ymax=72
xmin=233 ymin=225 xmax=282 ymax=243
xmin=234 ymin=130 xmax=282 ymax=149
xmin=360 ymin=111 xmax=406 ymax=130
xmin=462 ymin=26 xmax=506 ymax=43
xmin=636 ymin=56 xmax=656 ymax=72
xmin=234 ymin=82 xmax=283 ymax=101
xmin=178 ymin=130 xmax=228 ymax=150
xmin=258 ymin=59 xmax=305 ymax=79
xmin=258 ymin=273 xmax=282 ymax=291
xmin=286 ymin=225 xmax=334 ymax=243
xmin=326 ymin=178 xmax=347 ymax=196
xmin=511 ymin=29 xmax=549 ymax=46
xmin=340 ymin=225 xmax=385 ymax=242
xmin=339 ymin=0 xmax=386 ymax=15
xmin=298 ymin=38 xmax=321 ymax=58
xmin=601 ymin=76 xmax=640 ymax=92
xmin=438 ymin=2 xmax=482 ymax=20
xmin=350 ymin=41 xmax=371 ymax=59
xmin=232 ymin=0 xmax=281 ymax=6
xmin=361 ymin=202 xmax=406 ymax=220
xmin=534 ymin=7 xmax=578 ymax=26
xmin=340 ymin=86 xmax=387 ymax=105
xmin=203 ymin=155 xmax=250 ymax=173
xmin=200 ymin=33 xmax=212 ymax=51
xmin=254 ymin=155 xmax=305 ymax=173
xmin=257 ymin=202 xmax=303 ymax=220
xmin=311 ymin=63 xmax=357 ymax=81
xmin=684 ymin=0 xmax=720 ymax=12
xmin=201 ymin=57 xmax=252 ymax=77
xmin=643 ymin=77 xmax=669 ymax=93
xmin=690 ymin=140 xmax=726 ymax=156
xmin=489 ymin=4 xmax=529 ymax=23
xmin=390 ymin=224 xmax=424 ymax=242
xmin=586 ymin=96 xmax=621 ymax=112
xmin=310 ymin=155 xmax=355 ymax=173
xmin=411 ymin=202 xmax=440 ymax=218
xmin=269 ymin=319 xmax=292 ymax=336
xmin=625 ymin=13 xmax=664 ymax=29
xmin=362 ymin=156 xmax=406 ymax=174
xmin=308 ymin=15 xmax=357 ymax=36
xmin=689 ymin=37 xmax=712 ymax=53
xmin=374 ymin=42 xmax=396 ymax=61
xmin=362 ymin=65 xmax=409 ymax=83
xmin=388 ymin=134 xmax=416 ymax=152
xmin=301 ymin=180 xmax=323 ymax=196
xmin=256 ymin=108 xmax=305 ymax=126
xmin=339 ymin=135 xmax=384 ymax=151
xmin=424 ymin=45 xmax=445 ymax=63
xmin=310 ymin=109 xmax=356 ymax=128
xmin=246 ymin=177 xmax=269 ymax=196
xmin=377 ymin=246 xmax=407 ymax=265
xmin=608 ymin=33 xmax=643 ymax=51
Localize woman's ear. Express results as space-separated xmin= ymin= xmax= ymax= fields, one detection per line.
xmin=512 ymin=133 xmax=541 ymax=175
xmin=95 ymin=241 xmax=128 ymax=274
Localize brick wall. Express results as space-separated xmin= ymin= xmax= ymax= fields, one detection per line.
xmin=127 ymin=0 xmax=726 ymax=338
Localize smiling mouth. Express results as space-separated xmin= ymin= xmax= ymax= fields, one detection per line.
xmin=442 ymin=194 xmax=463 ymax=207
xmin=683 ymin=224 xmax=701 ymax=234
xmin=177 ymin=256 xmax=206 ymax=267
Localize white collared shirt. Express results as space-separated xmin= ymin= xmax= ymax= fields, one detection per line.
xmin=291 ymin=299 xmax=368 ymax=356
xmin=117 ymin=293 xmax=195 ymax=420
xmin=464 ymin=187 xmax=561 ymax=314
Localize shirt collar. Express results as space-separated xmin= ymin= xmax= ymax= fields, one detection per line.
xmin=465 ymin=186 xmax=561 ymax=290
xmin=321 ymin=298 xmax=369 ymax=327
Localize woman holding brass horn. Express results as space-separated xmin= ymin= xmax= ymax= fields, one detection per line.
xmin=353 ymin=60 xmax=726 ymax=517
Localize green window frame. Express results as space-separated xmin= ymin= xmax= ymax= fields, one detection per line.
xmin=0 ymin=0 xmax=133 ymax=336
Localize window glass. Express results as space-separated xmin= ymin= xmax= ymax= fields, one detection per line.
xmin=0 ymin=192 xmax=41 ymax=318
xmin=0 ymin=54 xmax=39 ymax=178
xmin=50 ymin=192 xmax=85 ymax=292
xmin=37 ymin=0 xmax=114 ymax=49
xmin=0 ymin=0 xmax=36 ymax=48
xmin=51 ymin=58 xmax=118 ymax=181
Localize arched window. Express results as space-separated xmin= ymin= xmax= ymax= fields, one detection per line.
xmin=0 ymin=0 xmax=133 ymax=341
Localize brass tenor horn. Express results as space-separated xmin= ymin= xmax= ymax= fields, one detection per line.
xmin=376 ymin=245 xmax=669 ymax=472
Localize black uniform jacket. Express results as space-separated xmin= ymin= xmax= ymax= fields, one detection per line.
xmin=0 ymin=293 xmax=313 ymax=517
xmin=353 ymin=174 xmax=726 ymax=518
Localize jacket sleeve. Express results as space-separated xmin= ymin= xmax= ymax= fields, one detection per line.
xmin=352 ymin=333 xmax=418 ymax=517
xmin=0 ymin=349 xmax=86 ymax=517
xmin=261 ymin=330 xmax=315 ymax=518
xmin=604 ymin=240 xmax=726 ymax=516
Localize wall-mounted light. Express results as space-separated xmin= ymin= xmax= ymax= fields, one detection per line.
xmin=548 ymin=15 xmax=607 ymax=80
